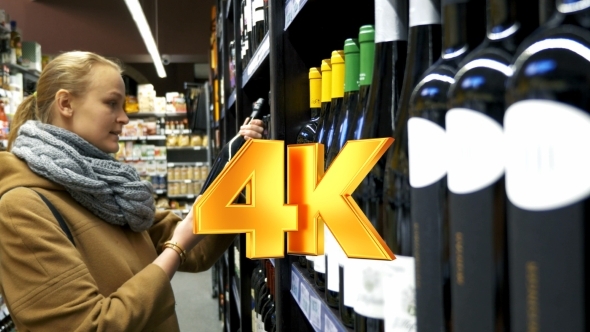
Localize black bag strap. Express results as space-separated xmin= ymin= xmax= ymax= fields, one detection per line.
xmin=32 ymin=191 xmax=75 ymax=247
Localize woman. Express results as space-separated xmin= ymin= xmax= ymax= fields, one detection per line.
xmin=0 ymin=51 xmax=264 ymax=331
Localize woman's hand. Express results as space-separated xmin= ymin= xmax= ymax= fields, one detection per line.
xmin=240 ymin=118 xmax=265 ymax=140
xmin=155 ymin=196 xmax=206 ymax=279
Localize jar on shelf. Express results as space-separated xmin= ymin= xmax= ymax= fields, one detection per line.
xmin=193 ymin=182 xmax=202 ymax=195
xmin=193 ymin=166 xmax=201 ymax=180
xmin=179 ymin=182 xmax=188 ymax=195
xmin=180 ymin=166 xmax=188 ymax=181
xmin=168 ymin=167 xmax=175 ymax=181
xmin=200 ymin=166 xmax=209 ymax=180
xmin=186 ymin=166 xmax=194 ymax=180
xmin=174 ymin=167 xmax=181 ymax=181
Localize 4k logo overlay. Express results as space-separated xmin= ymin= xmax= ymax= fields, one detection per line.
xmin=193 ymin=138 xmax=395 ymax=261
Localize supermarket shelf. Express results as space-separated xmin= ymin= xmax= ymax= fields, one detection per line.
xmin=168 ymin=179 xmax=205 ymax=183
xmin=119 ymin=135 xmax=166 ymax=141
xmin=232 ymin=276 xmax=241 ymax=318
xmin=284 ymin=0 xmax=309 ymax=30
xmin=166 ymin=146 xmax=208 ymax=150
xmin=126 ymin=112 xmax=186 ymax=118
xmin=242 ymin=33 xmax=270 ymax=88
xmin=164 ymin=129 xmax=192 ymax=135
xmin=167 ymin=161 xmax=208 ymax=167
xmin=227 ymin=90 xmax=236 ymax=110
xmin=1 ymin=62 xmax=41 ymax=78
xmin=167 ymin=194 xmax=196 ymax=199
xmin=291 ymin=264 xmax=352 ymax=332
xmin=119 ymin=156 xmax=167 ymax=162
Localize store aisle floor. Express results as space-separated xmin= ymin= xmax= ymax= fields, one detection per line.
xmin=171 ymin=270 xmax=221 ymax=332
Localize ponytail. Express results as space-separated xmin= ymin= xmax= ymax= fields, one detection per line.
xmin=7 ymin=95 xmax=39 ymax=151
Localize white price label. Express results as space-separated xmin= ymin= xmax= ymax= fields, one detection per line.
xmin=324 ymin=314 xmax=338 ymax=332
xmin=299 ymin=284 xmax=310 ymax=318
xmin=309 ymin=296 xmax=322 ymax=329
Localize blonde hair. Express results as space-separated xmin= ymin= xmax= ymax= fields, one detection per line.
xmin=7 ymin=51 xmax=122 ymax=151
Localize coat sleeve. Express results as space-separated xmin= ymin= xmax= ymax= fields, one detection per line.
xmin=0 ymin=188 xmax=176 ymax=332
xmin=148 ymin=210 xmax=236 ymax=273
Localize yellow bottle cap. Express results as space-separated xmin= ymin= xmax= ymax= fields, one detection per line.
xmin=321 ymin=59 xmax=332 ymax=103
xmin=331 ymin=50 xmax=345 ymax=99
xmin=309 ymin=67 xmax=322 ymax=108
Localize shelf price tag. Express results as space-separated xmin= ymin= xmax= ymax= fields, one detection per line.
xmin=324 ymin=314 xmax=338 ymax=332
xmin=299 ymin=284 xmax=310 ymax=318
xmin=309 ymin=295 xmax=322 ymax=329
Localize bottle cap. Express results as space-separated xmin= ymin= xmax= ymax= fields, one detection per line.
xmin=343 ymin=39 xmax=360 ymax=92
xmin=359 ymin=26 xmax=375 ymax=86
xmin=309 ymin=68 xmax=322 ymax=109
xmin=331 ymin=51 xmax=345 ymax=99
xmin=321 ymin=59 xmax=332 ymax=103
xmin=359 ymin=25 xmax=375 ymax=44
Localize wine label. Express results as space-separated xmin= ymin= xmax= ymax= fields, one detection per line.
xmin=343 ymin=258 xmax=361 ymax=307
xmin=409 ymin=0 xmax=441 ymax=27
xmin=446 ymin=108 xmax=504 ymax=194
xmin=375 ymin=0 xmax=408 ymax=42
xmin=246 ymin=0 xmax=253 ymax=32
xmin=326 ymin=228 xmax=340 ymax=292
xmin=354 ymin=260 xmax=385 ymax=319
xmin=384 ymin=256 xmax=417 ymax=332
xmin=504 ymin=100 xmax=590 ymax=210
xmin=408 ymin=117 xmax=447 ymax=188
xmin=254 ymin=5 xmax=265 ymax=23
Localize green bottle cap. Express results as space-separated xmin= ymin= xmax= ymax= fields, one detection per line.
xmin=359 ymin=25 xmax=375 ymax=86
xmin=343 ymin=38 xmax=360 ymax=92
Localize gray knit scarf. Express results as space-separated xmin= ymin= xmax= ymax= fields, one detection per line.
xmin=12 ymin=121 xmax=155 ymax=232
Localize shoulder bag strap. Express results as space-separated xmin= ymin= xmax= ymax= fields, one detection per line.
xmin=32 ymin=191 xmax=75 ymax=247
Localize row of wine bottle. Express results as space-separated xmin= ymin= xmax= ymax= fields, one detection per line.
xmin=250 ymin=260 xmax=276 ymax=332
xmin=296 ymin=0 xmax=590 ymax=331
xmin=239 ymin=0 xmax=269 ymax=70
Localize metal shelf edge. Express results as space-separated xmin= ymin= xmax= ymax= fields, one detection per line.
xmin=290 ymin=264 xmax=350 ymax=332
xmin=242 ymin=33 xmax=270 ymax=88
xmin=284 ymin=0 xmax=309 ymax=31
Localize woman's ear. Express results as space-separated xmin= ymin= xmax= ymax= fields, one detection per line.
xmin=55 ymin=89 xmax=74 ymax=118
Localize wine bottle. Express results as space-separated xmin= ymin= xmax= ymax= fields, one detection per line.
xmin=305 ymin=60 xmax=332 ymax=276
xmin=323 ymin=38 xmax=360 ymax=309
xmin=315 ymin=51 xmax=345 ymax=292
xmin=381 ymin=0 xmax=442 ymax=330
xmin=353 ymin=1 xmax=408 ymax=330
xmin=251 ymin=262 xmax=264 ymax=332
xmin=264 ymin=0 xmax=269 ymax=33
xmin=407 ymin=0 xmax=486 ymax=331
xmin=504 ymin=2 xmax=590 ymax=331
xmin=253 ymin=0 xmax=265 ymax=51
xmin=325 ymin=38 xmax=360 ymax=166
xmin=445 ymin=0 xmax=539 ymax=330
xmin=200 ymin=98 xmax=269 ymax=195
xmin=316 ymin=59 xmax=333 ymax=148
xmin=297 ymin=67 xmax=323 ymax=144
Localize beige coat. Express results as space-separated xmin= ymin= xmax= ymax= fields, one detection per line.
xmin=0 ymin=152 xmax=235 ymax=331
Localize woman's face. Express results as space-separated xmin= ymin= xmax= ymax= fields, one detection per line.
xmin=69 ymin=65 xmax=129 ymax=154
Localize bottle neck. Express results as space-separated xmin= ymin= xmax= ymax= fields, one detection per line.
xmin=441 ymin=2 xmax=469 ymax=59
xmin=487 ymin=0 xmax=519 ymax=39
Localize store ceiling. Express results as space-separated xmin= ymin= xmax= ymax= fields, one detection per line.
xmin=2 ymin=0 xmax=216 ymax=64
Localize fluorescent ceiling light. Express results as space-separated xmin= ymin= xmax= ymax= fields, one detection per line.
xmin=124 ymin=0 xmax=167 ymax=78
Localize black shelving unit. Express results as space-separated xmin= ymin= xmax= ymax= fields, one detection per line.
xmin=211 ymin=0 xmax=375 ymax=331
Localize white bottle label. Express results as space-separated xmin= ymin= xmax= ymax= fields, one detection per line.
xmin=446 ymin=108 xmax=505 ymax=194
xmin=409 ymin=0 xmax=441 ymax=27
xmin=326 ymin=228 xmax=340 ymax=292
xmin=354 ymin=260 xmax=385 ymax=319
xmin=384 ymin=256 xmax=417 ymax=332
xmin=254 ymin=8 xmax=265 ymax=23
xmin=375 ymin=0 xmax=408 ymax=42
xmin=504 ymin=100 xmax=590 ymax=210
xmin=343 ymin=258 xmax=361 ymax=307
xmin=408 ymin=117 xmax=447 ymax=188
